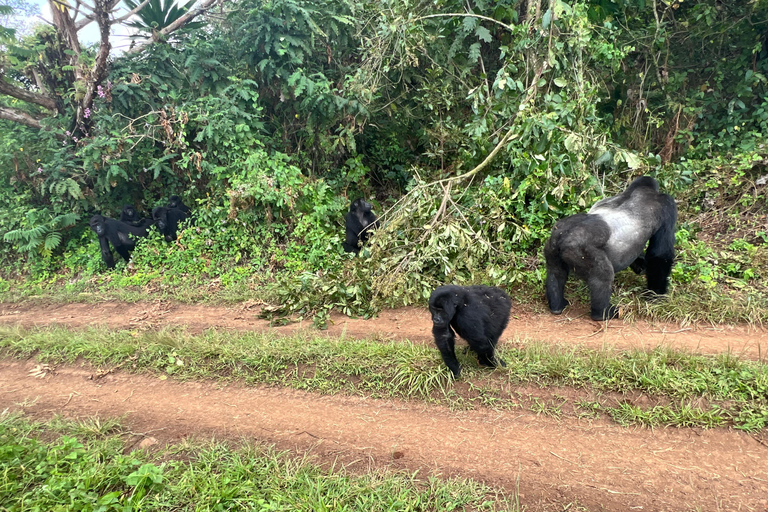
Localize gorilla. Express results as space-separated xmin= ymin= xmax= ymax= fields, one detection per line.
xmin=152 ymin=206 xmax=190 ymax=242
xmin=544 ymin=176 xmax=677 ymax=321
xmin=119 ymin=204 xmax=144 ymax=226
xmin=89 ymin=214 xmax=154 ymax=269
xmin=342 ymin=198 xmax=379 ymax=253
xmin=167 ymin=195 xmax=191 ymax=215
xmin=428 ymin=285 xmax=511 ymax=378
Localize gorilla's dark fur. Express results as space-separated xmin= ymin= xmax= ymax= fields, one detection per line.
xmin=89 ymin=214 xmax=154 ymax=269
xmin=342 ymin=198 xmax=379 ymax=253
xmin=167 ymin=195 xmax=191 ymax=215
xmin=428 ymin=285 xmax=511 ymax=378
xmin=152 ymin=206 xmax=190 ymax=242
xmin=544 ymin=176 xmax=677 ymax=321
xmin=119 ymin=205 xmax=144 ymax=226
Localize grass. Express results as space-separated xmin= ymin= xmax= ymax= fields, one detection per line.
xmin=1 ymin=325 xmax=767 ymax=431
xmin=0 ymin=412 xmax=519 ymax=512
xmin=3 ymin=247 xmax=768 ymax=326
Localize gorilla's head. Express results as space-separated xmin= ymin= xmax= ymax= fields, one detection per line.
xmin=429 ymin=291 xmax=460 ymax=328
xmin=152 ymin=207 xmax=168 ymax=231
xmin=168 ymin=196 xmax=182 ymax=209
xmin=89 ymin=215 xmax=106 ymax=236
xmin=350 ymin=198 xmax=375 ymax=227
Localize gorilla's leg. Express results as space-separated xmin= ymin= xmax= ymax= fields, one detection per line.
xmin=645 ymin=232 xmax=675 ymax=295
xmin=433 ymin=326 xmax=461 ymax=377
xmin=111 ymin=235 xmax=132 ymax=263
xmin=646 ymin=196 xmax=677 ymax=295
xmin=545 ymin=256 xmax=570 ymax=314
xmin=469 ymin=338 xmax=505 ymax=369
xmin=630 ymin=256 xmax=646 ymax=275
xmin=582 ymin=249 xmax=618 ymax=320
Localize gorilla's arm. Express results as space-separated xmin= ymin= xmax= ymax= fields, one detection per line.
xmin=97 ymin=235 xmax=116 ymax=269
xmin=432 ymin=325 xmax=461 ymax=378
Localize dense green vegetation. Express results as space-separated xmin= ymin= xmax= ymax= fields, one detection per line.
xmin=0 ymin=414 xmax=519 ymax=511
xmin=1 ymin=0 xmax=767 ymax=323
xmin=3 ymin=326 xmax=767 ymax=430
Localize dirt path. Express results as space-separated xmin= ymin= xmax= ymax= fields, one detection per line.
xmin=1 ymin=301 xmax=766 ymax=359
xmin=2 ymin=360 xmax=767 ymax=512
xmin=2 ymin=301 xmax=768 ymax=511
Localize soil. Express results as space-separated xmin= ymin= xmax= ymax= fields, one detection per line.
xmin=1 ymin=300 xmax=766 ymax=359
xmin=1 ymin=300 xmax=768 ymax=512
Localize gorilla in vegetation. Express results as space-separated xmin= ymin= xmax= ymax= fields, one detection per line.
xmin=342 ymin=198 xmax=379 ymax=253
xmin=544 ymin=176 xmax=677 ymax=321
xmin=428 ymin=285 xmax=511 ymax=378
xmin=89 ymin=215 xmax=154 ymax=269
xmin=152 ymin=206 xmax=190 ymax=242
xmin=119 ymin=204 xmax=144 ymax=226
xmin=167 ymin=195 xmax=191 ymax=215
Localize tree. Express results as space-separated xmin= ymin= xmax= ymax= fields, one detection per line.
xmin=0 ymin=0 xmax=218 ymax=135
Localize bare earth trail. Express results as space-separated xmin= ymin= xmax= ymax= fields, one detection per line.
xmin=1 ymin=300 xmax=767 ymax=359
xmin=1 ymin=301 xmax=768 ymax=511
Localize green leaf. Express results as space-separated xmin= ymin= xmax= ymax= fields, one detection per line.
xmin=542 ymin=9 xmax=552 ymax=29
xmin=468 ymin=42 xmax=481 ymax=63
xmin=564 ymin=133 xmax=581 ymax=152
xmin=553 ymin=77 xmax=566 ymax=87
xmin=475 ymin=26 xmax=492 ymax=43
xmin=595 ymin=150 xmax=613 ymax=166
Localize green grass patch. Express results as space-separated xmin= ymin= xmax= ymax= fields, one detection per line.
xmin=1 ymin=326 xmax=767 ymax=430
xmin=0 ymin=413 xmax=517 ymax=511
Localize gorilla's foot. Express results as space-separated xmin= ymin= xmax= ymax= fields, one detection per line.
xmin=591 ymin=305 xmax=619 ymax=321
xmin=549 ymin=299 xmax=570 ymax=315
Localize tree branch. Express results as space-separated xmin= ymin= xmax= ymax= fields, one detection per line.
xmin=74 ymin=13 xmax=97 ymax=31
xmin=112 ymin=0 xmax=151 ymax=24
xmin=416 ymin=13 xmax=514 ymax=32
xmin=0 ymin=77 xmax=59 ymax=111
xmin=0 ymin=106 xmax=47 ymax=130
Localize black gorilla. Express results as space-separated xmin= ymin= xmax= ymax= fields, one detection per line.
xmin=119 ymin=204 xmax=144 ymax=226
xmin=342 ymin=198 xmax=379 ymax=253
xmin=544 ymin=176 xmax=677 ymax=321
xmin=167 ymin=195 xmax=191 ymax=215
xmin=89 ymin=214 xmax=154 ymax=269
xmin=152 ymin=206 xmax=190 ymax=242
xmin=428 ymin=285 xmax=511 ymax=378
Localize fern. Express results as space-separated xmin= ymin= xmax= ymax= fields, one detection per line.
xmin=44 ymin=231 xmax=62 ymax=251
xmin=2 ymin=210 xmax=79 ymax=257
xmin=65 ymin=178 xmax=83 ymax=199
xmin=52 ymin=213 xmax=78 ymax=229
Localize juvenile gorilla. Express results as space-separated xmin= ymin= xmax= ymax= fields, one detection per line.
xmin=167 ymin=195 xmax=191 ymax=215
xmin=429 ymin=285 xmax=511 ymax=378
xmin=89 ymin=214 xmax=154 ymax=269
xmin=342 ymin=198 xmax=379 ymax=253
xmin=119 ymin=205 xmax=144 ymax=226
xmin=544 ymin=176 xmax=677 ymax=321
xmin=152 ymin=206 xmax=190 ymax=242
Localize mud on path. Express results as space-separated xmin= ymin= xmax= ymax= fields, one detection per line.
xmin=1 ymin=300 xmax=767 ymax=359
xmin=1 ymin=301 xmax=768 ymax=511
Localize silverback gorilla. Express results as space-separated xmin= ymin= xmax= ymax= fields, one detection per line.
xmin=544 ymin=176 xmax=677 ymax=321
xmin=428 ymin=285 xmax=511 ymax=378
xmin=342 ymin=198 xmax=379 ymax=254
xmin=89 ymin=215 xmax=154 ymax=269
